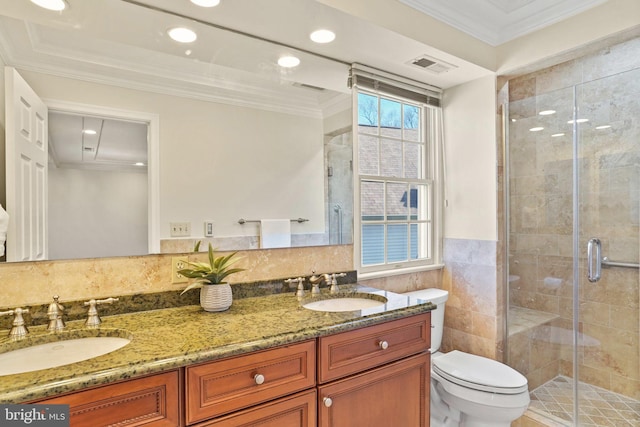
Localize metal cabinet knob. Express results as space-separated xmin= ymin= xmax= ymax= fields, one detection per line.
xmin=254 ymin=374 xmax=265 ymax=385
xmin=323 ymin=397 xmax=333 ymax=407
xmin=378 ymin=340 xmax=389 ymax=350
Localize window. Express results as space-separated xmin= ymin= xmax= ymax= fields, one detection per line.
xmin=352 ymin=69 xmax=443 ymax=276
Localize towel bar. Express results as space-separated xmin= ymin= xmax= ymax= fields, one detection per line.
xmin=601 ymin=257 xmax=639 ymax=269
xmin=238 ymin=218 xmax=309 ymax=224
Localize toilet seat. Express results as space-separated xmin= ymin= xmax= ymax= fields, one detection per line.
xmin=432 ymin=350 xmax=528 ymax=394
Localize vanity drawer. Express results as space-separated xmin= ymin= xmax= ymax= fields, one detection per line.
xmin=195 ymin=390 xmax=316 ymax=427
xmin=37 ymin=370 xmax=181 ymax=427
xmin=186 ymin=340 xmax=316 ymax=424
xmin=318 ymin=313 xmax=430 ymax=383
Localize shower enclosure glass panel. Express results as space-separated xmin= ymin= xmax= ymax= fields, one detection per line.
xmin=575 ymin=69 xmax=639 ymax=421
xmin=507 ymin=68 xmax=639 ymax=425
xmin=326 ymin=131 xmax=353 ymax=245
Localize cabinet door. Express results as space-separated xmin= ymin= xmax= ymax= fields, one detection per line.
xmin=318 ymin=353 xmax=429 ymax=427
xmin=37 ymin=370 xmax=181 ymax=427
xmin=197 ymin=390 xmax=316 ymax=427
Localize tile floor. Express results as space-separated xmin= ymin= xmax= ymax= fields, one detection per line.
xmin=529 ymin=376 xmax=640 ymax=426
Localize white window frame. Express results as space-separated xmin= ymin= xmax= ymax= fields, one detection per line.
xmin=353 ymin=79 xmax=444 ymax=279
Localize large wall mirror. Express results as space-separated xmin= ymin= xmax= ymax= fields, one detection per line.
xmin=0 ymin=0 xmax=354 ymax=261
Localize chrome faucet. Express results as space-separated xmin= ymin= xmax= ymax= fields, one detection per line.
xmin=47 ymin=295 xmax=65 ymax=332
xmin=310 ymin=272 xmax=347 ymax=294
xmin=309 ymin=272 xmax=330 ymax=295
xmin=84 ymin=297 xmax=119 ymax=328
xmin=0 ymin=307 xmax=30 ymax=339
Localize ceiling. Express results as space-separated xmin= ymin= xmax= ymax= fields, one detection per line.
xmin=399 ymin=0 xmax=608 ymax=46
xmin=0 ymin=0 xmax=607 ymax=169
xmin=48 ymin=111 xmax=148 ymax=172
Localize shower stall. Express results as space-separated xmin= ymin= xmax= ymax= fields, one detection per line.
xmin=505 ymin=36 xmax=639 ymax=425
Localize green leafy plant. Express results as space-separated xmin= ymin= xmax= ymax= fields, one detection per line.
xmin=179 ymin=242 xmax=245 ymax=294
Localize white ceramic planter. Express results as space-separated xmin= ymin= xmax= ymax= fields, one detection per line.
xmin=200 ymin=283 xmax=233 ymax=312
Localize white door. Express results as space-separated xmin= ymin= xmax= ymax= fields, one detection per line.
xmin=5 ymin=66 xmax=48 ymax=261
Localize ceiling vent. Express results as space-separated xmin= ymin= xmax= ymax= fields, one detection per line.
xmin=292 ymin=82 xmax=326 ymax=92
xmin=408 ymin=55 xmax=457 ymax=74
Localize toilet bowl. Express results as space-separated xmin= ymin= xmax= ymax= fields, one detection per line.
xmin=404 ymin=289 xmax=529 ymax=427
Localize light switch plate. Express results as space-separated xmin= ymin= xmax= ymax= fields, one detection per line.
xmin=204 ymin=221 xmax=214 ymax=237
xmin=170 ymin=222 xmax=191 ymax=237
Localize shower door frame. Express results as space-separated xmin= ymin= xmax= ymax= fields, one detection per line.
xmin=504 ymin=65 xmax=640 ymax=425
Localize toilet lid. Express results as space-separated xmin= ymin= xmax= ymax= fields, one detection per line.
xmin=433 ymin=350 xmax=528 ymax=394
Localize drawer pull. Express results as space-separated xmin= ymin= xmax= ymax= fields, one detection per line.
xmin=378 ymin=340 xmax=389 ymax=350
xmin=323 ymin=397 xmax=333 ymax=408
xmin=254 ymin=374 xmax=265 ymax=385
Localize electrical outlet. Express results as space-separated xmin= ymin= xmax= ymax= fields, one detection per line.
xmin=170 ymin=222 xmax=191 ymax=237
xmin=171 ymin=256 xmax=189 ymax=284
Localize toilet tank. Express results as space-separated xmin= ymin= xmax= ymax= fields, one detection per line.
xmin=402 ymin=288 xmax=449 ymax=353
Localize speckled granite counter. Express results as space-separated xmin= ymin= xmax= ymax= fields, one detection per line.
xmin=0 ymin=285 xmax=434 ymax=403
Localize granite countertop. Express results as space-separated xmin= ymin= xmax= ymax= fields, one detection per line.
xmin=0 ymin=285 xmax=434 ymax=403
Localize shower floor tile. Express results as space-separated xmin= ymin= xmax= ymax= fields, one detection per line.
xmin=530 ymin=376 xmax=640 ymax=426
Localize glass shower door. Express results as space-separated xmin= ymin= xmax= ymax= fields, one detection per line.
xmin=574 ymin=69 xmax=640 ymax=424
xmin=507 ymin=66 xmax=640 ymax=426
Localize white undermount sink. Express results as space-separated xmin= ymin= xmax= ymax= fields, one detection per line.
xmin=302 ymin=295 xmax=387 ymax=312
xmin=0 ymin=336 xmax=131 ymax=376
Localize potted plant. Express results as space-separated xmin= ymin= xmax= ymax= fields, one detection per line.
xmin=179 ymin=242 xmax=245 ymax=312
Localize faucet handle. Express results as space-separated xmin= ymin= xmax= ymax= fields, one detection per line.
xmin=83 ymin=297 xmax=119 ymax=327
xmin=285 ymin=277 xmax=306 ymax=298
xmin=2 ymin=308 xmax=30 ymax=338
xmin=329 ymin=273 xmax=346 ymax=294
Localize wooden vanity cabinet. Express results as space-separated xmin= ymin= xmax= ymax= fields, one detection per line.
xmin=32 ymin=313 xmax=431 ymax=427
xmin=317 ymin=313 xmax=431 ymax=427
xmin=37 ymin=370 xmax=181 ymax=427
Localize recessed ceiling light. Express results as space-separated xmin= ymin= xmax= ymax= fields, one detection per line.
xmin=310 ymin=29 xmax=336 ymax=44
xmin=168 ymin=27 xmax=197 ymax=43
xmin=539 ymin=110 xmax=556 ymax=116
xmin=529 ymin=127 xmax=544 ymax=132
xmin=82 ymin=129 xmax=97 ymax=135
xmin=30 ymin=0 xmax=67 ymax=11
xmin=278 ymin=55 xmax=300 ymax=68
xmin=551 ymin=133 xmax=565 ymax=137
xmin=567 ymin=118 xmax=589 ymax=124
xmin=595 ymin=125 xmax=611 ymax=130
xmin=134 ymin=162 xmax=146 ymax=167
xmin=190 ymin=0 xmax=220 ymax=6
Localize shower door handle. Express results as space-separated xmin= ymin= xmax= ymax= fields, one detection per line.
xmin=587 ymin=238 xmax=602 ymax=283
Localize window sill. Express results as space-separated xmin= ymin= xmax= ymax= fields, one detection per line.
xmin=358 ymin=263 xmax=445 ymax=281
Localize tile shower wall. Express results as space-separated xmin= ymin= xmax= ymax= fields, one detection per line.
xmin=507 ymin=36 xmax=640 ymax=399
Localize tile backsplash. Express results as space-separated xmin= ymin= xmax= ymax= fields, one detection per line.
xmin=0 ymin=245 xmax=353 ymax=308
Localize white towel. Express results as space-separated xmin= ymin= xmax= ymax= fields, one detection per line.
xmin=260 ymin=219 xmax=291 ymax=249
xmin=0 ymin=204 xmax=8 ymax=257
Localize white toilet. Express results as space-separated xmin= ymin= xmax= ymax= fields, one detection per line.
xmin=404 ymin=289 xmax=530 ymax=427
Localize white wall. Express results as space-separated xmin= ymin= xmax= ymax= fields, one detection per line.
xmin=496 ymin=0 xmax=640 ymax=73
xmin=48 ymin=168 xmax=148 ymax=259
xmin=16 ymin=70 xmax=327 ymax=242
xmin=0 ymin=61 xmax=6 ymax=206
xmin=442 ymin=75 xmax=497 ymax=241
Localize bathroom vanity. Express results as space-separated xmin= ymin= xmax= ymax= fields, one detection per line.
xmin=0 ymin=287 xmax=434 ymax=426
